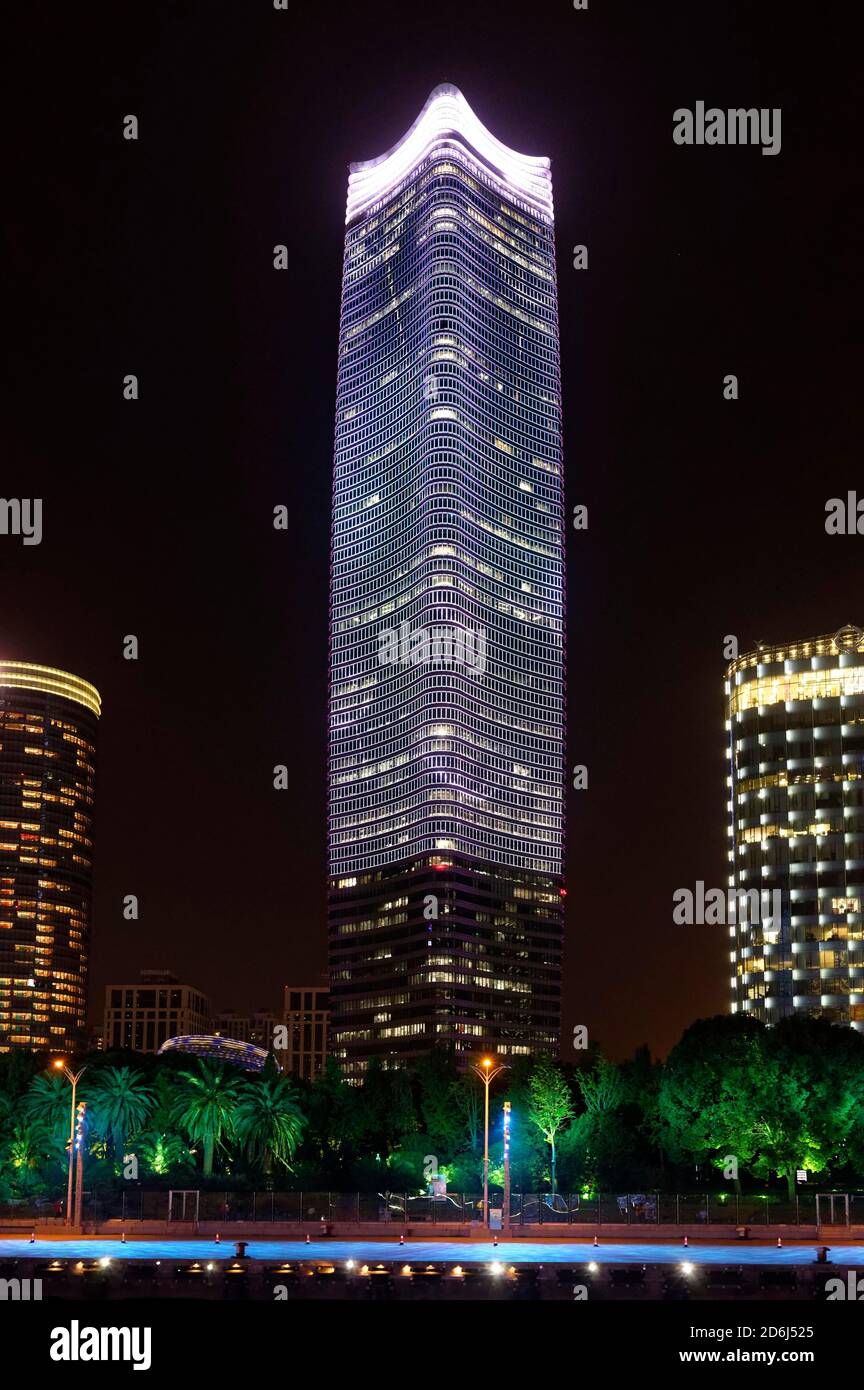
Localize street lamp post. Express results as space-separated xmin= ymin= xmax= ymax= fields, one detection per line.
xmin=53 ymin=1060 xmax=87 ymax=1227
xmin=73 ymin=1102 xmax=87 ymax=1230
xmin=502 ymin=1100 xmax=512 ymax=1233
xmin=470 ymin=1057 xmax=509 ymax=1229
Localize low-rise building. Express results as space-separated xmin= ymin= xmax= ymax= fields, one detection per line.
xmin=103 ymin=971 xmax=210 ymax=1053
xmin=280 ymin=986 xmax=329 ymax=1080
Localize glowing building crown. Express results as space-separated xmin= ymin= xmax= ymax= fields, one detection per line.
xmin=346 ymin=82 xmax=553 ymax=224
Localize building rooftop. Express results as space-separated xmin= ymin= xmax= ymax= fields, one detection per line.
xmin=346 ymin=82 xmax=553 ymax=225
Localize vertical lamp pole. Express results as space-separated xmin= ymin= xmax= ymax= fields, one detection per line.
xmin=502 ymin=1100 xmax=512 ymax=1234
xmin=470 ymin=1057 xmax=509 ymax=1229
xmin=53 ymin=1060 xmax=87 ymax=1228
xmin=73 ymin=1101 xmax=87 ymax=1231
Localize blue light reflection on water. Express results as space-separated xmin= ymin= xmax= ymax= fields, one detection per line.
xmin=1 ymin=1238 xmax=862 ymax=1265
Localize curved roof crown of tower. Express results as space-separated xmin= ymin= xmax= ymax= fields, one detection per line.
xmin=725 ymin=624 xmax=864 ymax=677
xmin=346 ymin=82 xmax=553 ymax=225
xmin=0 ymin=659 xmax=101 ymax=717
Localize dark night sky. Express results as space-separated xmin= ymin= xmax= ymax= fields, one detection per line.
xmin=4 ymin=1 xmax=860 ymax=1059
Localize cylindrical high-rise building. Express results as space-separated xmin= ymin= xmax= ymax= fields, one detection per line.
xmin=327 ymin=85 xmax=565 ymax=1076
xmin=725 ymin=624 xmax=864 ymax=1030
xmin=0 ymin=661 xmax=100 ymax=1052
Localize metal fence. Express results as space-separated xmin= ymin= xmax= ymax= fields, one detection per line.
xmin=5 ymin=1190 xmax=864 ymax=1226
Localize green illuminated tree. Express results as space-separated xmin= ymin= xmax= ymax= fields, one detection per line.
xmin=235 ymin=1072 xmax=305 ymax=1174
xmin=415 ymin=1048 xmax=462 ymax=1153
xmin=657 ymin=1014 xmax=763 ymax=1191
xmin=659 ymin=1013 xmax=864 ymax=1199
xmin=750 ymin=1015 xmax=864 ymax=1198
xmin=86 ymin=1066 xmax=155 ymax=1159
xmin=527 ymin=1055 xmax=575 ymax=1194
xmin=171 ymin=1060 xmax=243 ymax=1177
xmin=1 ymin=1120 xmax=49 ymax=1191
xmin=453 ymin=1070 xmax=483 ymax=1152
xmin=133 ymin=1129 xmax=193 ymax=1177
xmin=565 ymin=1055 xmax=632 ymax=1186
xmin=22 ymin=1070 xmax=71 ymax=1146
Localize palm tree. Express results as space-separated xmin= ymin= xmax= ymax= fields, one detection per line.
xmin=234 ymin=1074 xmax=305 ymax=1174
xmin=22 ymin=1071 xmax=72 ymax=1146
xmin=134 ymin=1129 xmax=192 ymax=1177
xmin=2 ymin=1120 xmax=50 ymax=1190
xmin=85 ymin=1067 xmax=155 ymax=1159
xmin=171 ymin=1060 xmax=243 ymax=1177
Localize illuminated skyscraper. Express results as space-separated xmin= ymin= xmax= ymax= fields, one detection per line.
xmin=726 ymin=624 xmax=864 ymax=1030
xmin=0 ymin=661 xmax=100 ymax=1051
xmin=328 ymin=85 xmax=565 ymax=1075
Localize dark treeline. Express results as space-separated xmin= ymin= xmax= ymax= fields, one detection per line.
xmin=2 ymin=1014 xmax=863 ymax=1201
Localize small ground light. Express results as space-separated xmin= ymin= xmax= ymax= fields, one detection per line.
xmin=346 ymin=1260 xmax=355 ymax=1269
xmin=401 ymin=1265 xmax=412 ymax=1276
xmin=681 ymin=1262 xmax=694 ymax=1275
xmin=452 ymin=1265 xmax=464 ymax=1276
xmin=587 ymin=1262 xmax=598 ymax=1273
xmin=100 ymin=1258 xmax=111 ymax=1268
xmin=206 ymin=1263 xmax=213 ymax=1271
xmin=490 ymin=1262 xmax=504 ymax=1275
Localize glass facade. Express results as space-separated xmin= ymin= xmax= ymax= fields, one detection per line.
xmin=725 ymin=624 xmax=864 ymax=1029
xmin=328 ymin=85 xmax=565 ymax=1075
xmin=0 ymin=661 xmax=101 ymax=1051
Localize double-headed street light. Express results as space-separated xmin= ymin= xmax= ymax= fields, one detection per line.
xmin=470 ymin=1056 xmax=509 ymax=1229
xmin=53 ymin=1059 xmax=87 ymax=1227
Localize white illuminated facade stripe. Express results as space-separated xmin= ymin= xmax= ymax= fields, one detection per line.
xmin=346 ymin=83 xmax=554 ymax=225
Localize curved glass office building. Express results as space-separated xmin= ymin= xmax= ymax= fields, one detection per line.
xmin=0 ymin=661 xmax=100 ymax=1051
xmin=725 ymin=624 xmax=864 ymax=1029
xmin=328 ymin=85 xmax=565 ymax=1075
